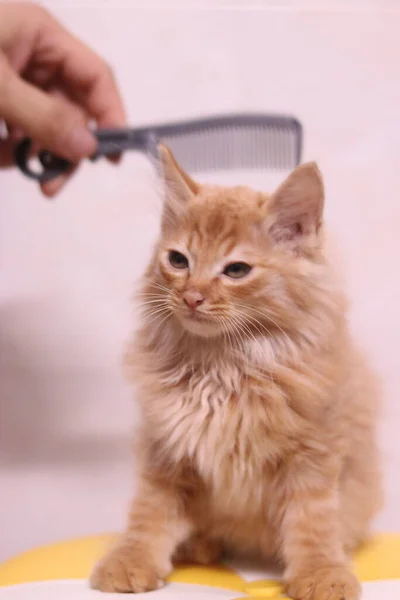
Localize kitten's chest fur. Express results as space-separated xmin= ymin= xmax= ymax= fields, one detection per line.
xmin=142 ymin=355 xmax=299 ymax=514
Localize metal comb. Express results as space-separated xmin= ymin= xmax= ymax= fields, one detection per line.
xmin=14 ymin=113 xmax=303 ymax=183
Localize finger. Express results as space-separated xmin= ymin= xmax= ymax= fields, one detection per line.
xmin=58 ymin=44 xmax=126 ymax=165
xmin=63 ymin=49 xmax=126 ymax=127
xmin=4 ymin=123 xmax=24 ymax=142
xmin=45 ymin=85 xmax=89 ymax=121
xmin=49 ymin=77 xmax=124 ymax=166
xmin=0 ymin=57 xmax=96 ymax=163
xmin=0 ymin=138 xmax=14 ymax=168
xmin=47 ymin=27 xmax=126 ymax=128
xmin=15 ymin=8 xmax=125 ymax=128
xmin=40 ymin=164 xmax=78 ymax=198
xmin=38 ymin=87 xmax=86 ymax=195
xmin=107 ymin=153 xmax=122 ymax=165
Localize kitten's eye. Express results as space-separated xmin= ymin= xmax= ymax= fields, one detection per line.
xmin=168 ymin=250 xmax=189 ymax=270
xmin=223 ymin=262 xmax=252 ymax=279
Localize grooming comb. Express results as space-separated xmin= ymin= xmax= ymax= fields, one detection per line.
xmin=15 ymin=113 xmax=303 ymax=183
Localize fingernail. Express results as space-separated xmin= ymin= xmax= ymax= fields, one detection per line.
xmin=108 ymin=152 xmax=122 ymax=164
xmin=66 ymin=127 xmax=96 ymax=160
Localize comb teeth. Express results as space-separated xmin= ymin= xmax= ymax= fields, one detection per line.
xmin=160 ymin=118 xmax=302 ymax=174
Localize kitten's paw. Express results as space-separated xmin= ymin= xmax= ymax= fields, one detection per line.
xmin=90 ymin=544 xmax=167 ymax=593
xmin=286 ymin=566 xmax=361 ymax=600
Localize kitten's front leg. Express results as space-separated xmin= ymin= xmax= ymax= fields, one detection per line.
xmin=90 ymin=476 xmax=191 ymax=593
xmin=279 ymin=454 xmax=361 ymax=600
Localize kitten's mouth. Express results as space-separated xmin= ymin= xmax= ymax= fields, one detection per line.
xmin=183 ymin=311 xmax=211 ymax=326
xmin=177 ymin=310 xmax=219 ymax=337
xmin=186 ymin=311 xmax=208 ymax=322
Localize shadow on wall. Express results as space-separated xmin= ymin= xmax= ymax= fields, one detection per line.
xmin=0 ymin=301 xmax=135 ymax=469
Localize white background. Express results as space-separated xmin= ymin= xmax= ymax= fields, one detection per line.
xmin=1 ymin=0 xmax=400 ymax=560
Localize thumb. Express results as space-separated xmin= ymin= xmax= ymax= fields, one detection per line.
xmin=0 ymin=59 xmax=96 ymax=163
xmin=0 ymin=138 xmax=14 ymax=168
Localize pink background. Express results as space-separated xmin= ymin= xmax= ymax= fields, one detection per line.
xmin=1 ymin=0 xmax=399 ymax=560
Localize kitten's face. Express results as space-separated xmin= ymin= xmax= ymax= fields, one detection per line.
xmin=143 ymin=146 xmax=324 ymax=340
xmin=156 ymin=187 xmax=276 ymax=338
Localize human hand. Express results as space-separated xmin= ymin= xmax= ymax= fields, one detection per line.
xmin=0 ymin=2 xmax=126 ymax=196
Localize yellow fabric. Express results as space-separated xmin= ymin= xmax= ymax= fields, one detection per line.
xmin=353 ymin=534 xmax=400 ymax=581
xmin=243 ymin=581 xmax=283 ymax=596
xmin=0 ymin=533 xmax=399 ymax=594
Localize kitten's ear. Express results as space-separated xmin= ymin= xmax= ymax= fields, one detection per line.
xmin=268 ymin=162 xmax=324 ymax=245
xmin=159 ymin=143 xmax=199 ymax=206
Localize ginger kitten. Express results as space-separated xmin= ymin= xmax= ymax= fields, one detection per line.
xmin=91 ymin=146 xmax=382 ymax=599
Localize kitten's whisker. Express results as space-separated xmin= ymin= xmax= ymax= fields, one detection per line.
xmin=140 ymin=313 xmax=172 ymax=331
xmin=135 ymin=293 xmax=167 ymax=299
xmin=235 ymin=303 xmax=293 ymax=348
xmin=142 ymin=278 xmax=171 ymax=294
xmin=155 ymin=311 xmax=173 ymax=326
xmin=231 ymin=312 xmax=265 ymax=359
xmin=229 ymin=311 xmax=276 ymax=384
xmin=138 ymin=300 xmax=170 ymax=307
xmin=226 ymin=314 xmax=252 ymax=352
xmin=228 ymin=319 xmax=265 ymax=385
xmin=233 ymin=309 xmax=273 ymax=338
xmin=145 ymin=312 xmax=173 ymax=333
xmin=262 ymin=314 xmax=292 ymax=345
xmin=141 ymin=307 xmax=171 ymax=322
xmin=217 ymin=316 xmax=234 ymax=356
xmin=139 ymin=302 xmax=171 ymax=314
xmin=141 ymin=303 xmax=170 ymax=314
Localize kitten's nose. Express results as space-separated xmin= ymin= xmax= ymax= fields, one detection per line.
xmin=182 ymin=287 xmax=205 ymax=311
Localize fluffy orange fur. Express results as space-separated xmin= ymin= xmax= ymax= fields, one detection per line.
xmin=91 ymin=146 xmax=382 ymax=599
